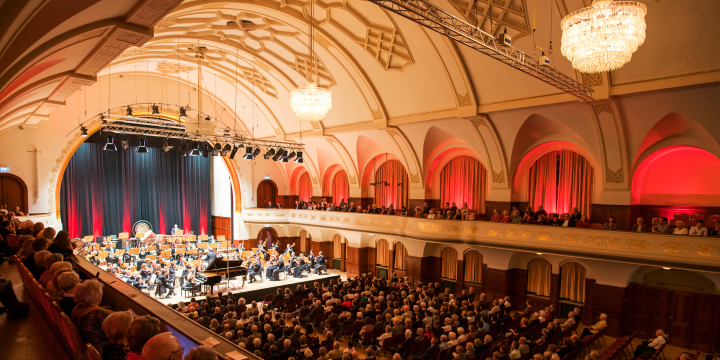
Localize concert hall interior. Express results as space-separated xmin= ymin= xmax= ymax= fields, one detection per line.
xmin=1 ymin=1 xmax=720 ymax=360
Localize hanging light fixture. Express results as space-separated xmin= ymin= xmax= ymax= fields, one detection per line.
xmin=561 ymin=0 xmax=647 ymax=74
xmin=151 ymin=104 xmax=160 ymax=115
xmin=289 ymin=0 xmax=332 ymax=121
xmin=80 ymin=126 xmax=88 ymax=137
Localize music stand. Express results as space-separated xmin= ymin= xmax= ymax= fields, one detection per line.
xmin=160 ymin=250 xmax=172 ymax=259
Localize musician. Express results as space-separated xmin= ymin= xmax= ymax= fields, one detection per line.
xmin=209 ymin=235 xmax=216 ymax=243
xmin=172 ymin=224 xmax=180 ymax=233
xmin=154 ymin=270 xmax=166 ymax=298
xmin=265 ymin=254 xmax=280 ymax=280
xmin=206 ymin=248 xmax=217 ymax=263
xmin=255 ymin=243 xmax=268 ymax=260
xmin=293 ymin=256 xmax=308 ymax=278
xmin=168 ymin=262 xmax=177 ymax=287
xmin=132 ymin=275 xmax=147 ymax=291
xmin=314 ymin=251 xmax=327 ymax=274
xmin=281 ymin=243 xmax=295 ymax=257
xmin=307 ymin=250 xmax=316 ymax=266
xmin=140 ymin=264 xmax=152 ymax=283
xmin=247 ymin=257 xmax=262 ymax=283
xmin=163 ymin=270 xmax=176 ymax=298
xmin=179 ymin=258 xmax=189 ymax=287
xmin=236 ymin=242 xmax=246 ymax=253
xmin=270 ymin=241 xmax=279 ymax=252
xmin=183 ymin=274 xmax=201 ymax=296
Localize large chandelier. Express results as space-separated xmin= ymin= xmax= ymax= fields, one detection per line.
xmin=561 ymin=0 xmax=647 ymax=74
xmin=290 ymin=0 xmax=332 ymax=121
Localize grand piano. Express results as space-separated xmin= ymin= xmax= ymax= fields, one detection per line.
xmin=195 ymin=258 xmax=247 ymax=295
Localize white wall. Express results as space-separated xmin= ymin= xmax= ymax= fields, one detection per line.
xmin=210 ymin=157 xmax=232 ymax=217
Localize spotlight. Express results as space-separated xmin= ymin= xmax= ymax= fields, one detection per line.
xmin=126 ymin=106 xmax=133 ymax=116
xmin=285 ymin=151 xmax=297 ymax=161
xmin=243 ymin=147 xmax=254 ymax=160
xmin=179 ymin=143 xmax=188 ymax=156
xmin=202 ymin=144 xmax=210 ymax=157
xmin=264 ymin=148 xmax=276 ymax=160
xmin=253 ymin=147 xmax=260 ymax=157
xmin=162 ymin=138 xmax=174 ymax=152
xmin=212 ymin=143 xmax=221 ymax=156
xmin=121 ymin=137 xmax=130 ymax=150
xmin=272 ymin=148 xmax=285 ymax=162
xmin=104 ymin=134 xmax=116 ymax=151
xmin=190 ymin=142 xmax=200 ymax=156
xmin=223 ymin=129 xmax=230 ymax=137
xmin=80 ymin=126 xmax=88 ymax=137
xmin=221 ymin=144 xmax=232 ymax=156
xmin=179 ymin=106 xmax=187 ymax=119
xmin=101 ymin=114 xmax=107 ymax=124
xmin=229 ymin=145 xmax=239 ymax=160
xmin=152 ymin=104 xmax=160 ymax=115
xmin=137 ymin=137 xmax=148 ymax=153
xmin=294 ymin=151 xmax=303 ymax=163
xmin=204 ymin=115 xmax=211 ymax=121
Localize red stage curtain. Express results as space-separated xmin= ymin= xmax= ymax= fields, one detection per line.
xmin=440 ymin=156 xmax=486 ymax=213
xmin=332 ymin=170 xmax=349 ymax=204
xmin=298 ymin=172 xmax=313 ymax=202
xmin=528 ymin=150 xmax=593 ymax=216
xmin=374 ymin=160 xmax=408 ymax=208
xmin=558 ymin=150 xmax=594 ymax=216
xmin=527 ymin=151 xmax=558 ymax=213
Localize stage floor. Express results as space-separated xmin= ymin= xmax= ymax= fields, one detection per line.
xmin=154 ymin=270 xmax=345 ymax=305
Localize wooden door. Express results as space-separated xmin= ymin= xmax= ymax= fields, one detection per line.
xmin=257 ymin=180 xmax=277 ymax=208
xmin=211 ymin=216 xmax=231 ymax=240
xmin=690 ymin=294 xmax=718 ymax=352
xmin=0 ymin=174 xmax=27 ymax=214
xmin=668 ymin=291 xmax=694 ymax=347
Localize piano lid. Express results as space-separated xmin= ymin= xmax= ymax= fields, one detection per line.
xmin=205 ymin=258 xmax=244 ymax=272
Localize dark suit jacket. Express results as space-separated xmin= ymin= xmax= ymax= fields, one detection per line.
xmin=631 ymin=224 xmax=648 ymax=232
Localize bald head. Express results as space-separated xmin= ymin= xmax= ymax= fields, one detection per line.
xmin=141 ymin=333 xmax=183 ymax=360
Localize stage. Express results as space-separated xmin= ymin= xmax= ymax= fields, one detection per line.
xmin=155 ymin=270 xmax=343 ymax=305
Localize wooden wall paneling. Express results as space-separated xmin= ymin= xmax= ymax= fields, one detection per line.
xmin=421 ymin=256 xmax=441 ymax=285
xmin=583 ymin=282 xmax=626 ymax=337
xmin=405 ymin=256 xmax=422 ymax=286
xmin=526 ymin=295 xmax=553 ymax=314
xmin=388 ymin=249 xmax=395 ymax=276
xmin=631 ymin=204 xmax=720 ymax=227
xmin=630 ymin=284 xmax=652 ymax=339
xmin=211 ymin=216 xmax=231 ymax=240
xmin=668 ymin=291 xmax=694 ymax=348
xmin=508 ymin=268 xmax=528 ymax=311
xmin=367 ymin=248 xmax=376 ymax=276
xmin=346 ymin=246 xmax=360 ymax=278
xmin=550 ymin=274 xmax=560 ymax=311
xmin=310 ymin=241 xmax=321 ymax=254
xmin=650 ymin=287 xmax=672 ymax=337
xmin=482 ymin=267 xmax=508 ymax=303
xmin=278 ymin=195 xmax=297 ymax=209
xmin=322 ymin=242 xmax=333 ymax=269
xmin=348 ymin=197 xmax=373 ymax=209
xmin=590 ymin=204 xmax=631 ymax=231
xmin=583 ymin=278 xmax=597 ymax=326
xmin=485 ymin=201 xmax=511 ymax=218
xmin=340 ymin=243 xmax=346 ymax=271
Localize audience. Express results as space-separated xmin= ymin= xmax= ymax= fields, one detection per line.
xmin=142 ymin=332 xmax=185 ymax=360
xmin=102 ymin=311 xmax=133 ymax=360
xmin=689 ymin=220 xmax=707 ymax=236
xmin=631 ymin=218 xmax=647 ymax=232
xmin=127 ymin=315 xmax=162 ymax=360
xmin=601 ymin=216 xmax=617 ymax=231
xmin=672 ymin=221 xmax=688 ymax=235
xmin=72 ymin=279 xmax=114 ymax=345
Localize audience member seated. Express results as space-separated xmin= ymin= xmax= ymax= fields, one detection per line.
xmin=57 ymin=271 xmax=80 ymax=315
xmin=561 ymin=213 xmax=576 ymax=228
xmin=523 ymin=213 xmax=535 ymax=224
xmin=72 ymin=279 xmax=114 ymax=345
xmin=39 ymin=253 xmax=64 ymax=286
xmin=490 ymin=209 xmax=502 ymax=222
xmin=709 ymin=221 xmax=720 ymax=237
xmin=653 ymin=217 xmax=670 ymax=234
xmin=536 ymin=214 xmax=548 ymax=225
xmin=548 ymin=214 xmax=562 ymax=227
xmin=48 ymin=230 xmax=74 ymax=256
xmin=511 ymin=210 xmax=523 ymax=224
xmin=500 ymin=210 xmax=512 ymax=223
xmin=127 ymin=315 xmax=162 ymax=360
xmin=689 ymin=220 xmax=707 ymax=236
xmin=673 ymin=221 xmax=688 ymax=235
xmin=602 ymin=216 xmax=617 ymax=230
xmin=24 ymin=237 xmax=48 ymax=277
xmin=142 ymin=332 xmax=185 ymax=360
xmin=560 ymin=311 xmax=575 ymax=330
xmin=631 ymin=217 xmax=648 ymax=232
xmin=535 ymin=206 xmax=547 ymax=220
xmin=580 ymin=313 xmax=607 ymax=337
xmin=633 ymin=329 xmax=666 ymax=359
xmin=575 ymin=216 xmax=590 ymax=228
xmin=102 ymin=311 xmax=133 ymax=360
xmin=0 ymin=271 xmax=31 ymax=316
xmin=17 ymin=236 xmax=34 ymax=261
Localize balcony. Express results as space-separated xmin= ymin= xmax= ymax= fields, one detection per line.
xmin=242 ymin=209 xmax=720 ymax=273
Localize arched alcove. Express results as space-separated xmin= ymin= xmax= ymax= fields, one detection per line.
xmin=439 ymin=155 xmax=487 ymax=215
xmin=463 ymin=250 xmax=483 ymax=285
xmin=527 ymin=258 xmax=552 ymax=297
xmin=257 ymin=179 xmax=278 ymax=208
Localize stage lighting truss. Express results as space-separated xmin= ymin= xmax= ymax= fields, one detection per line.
xmin=90 ymin=103 xmax=304 ymax=156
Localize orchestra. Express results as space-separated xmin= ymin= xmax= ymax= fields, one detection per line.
xmin=82 ymin=232 xmax=325 ymax=300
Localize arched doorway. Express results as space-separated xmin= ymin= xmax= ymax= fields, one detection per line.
xmin=0 ymin=174 xmax=28 ymax=215
xmin=257 ymin=227 xmax=278 ymax=249
xmin=257 ymin=180 xmax=278 ymax=208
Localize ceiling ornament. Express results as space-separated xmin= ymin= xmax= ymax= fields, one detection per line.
xmin=156 ymin=61 xmax=194 ymax=73
xmin=290 ymin=0 xmax=332 ymax=122
xmin=448 ymin=0 xmax=530 ymax=39
xmin=561 ymin=0 xmax=647 ymax=74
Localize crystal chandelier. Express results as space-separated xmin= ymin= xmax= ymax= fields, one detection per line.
xmin=561 ymin=0 xmax=647 ymax=74
xmin=290 ymin=0 xmax=332 ymax=121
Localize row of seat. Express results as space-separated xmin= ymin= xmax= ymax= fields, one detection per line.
xmin=13 ymin=255 xmax=87 ymax=360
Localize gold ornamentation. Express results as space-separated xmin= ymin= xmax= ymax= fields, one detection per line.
xmin=275 ymin=213 xmax=284 ymax=217
xmin=661 ymin=242 xmax=689 ymax=254
xmin=200 ymin=3 xmax=226 ymax=9
xmin=533 ymin=233 xmax=552 ymax=242
xmin=693 ymin=244 xmax=720 ymax=257
xmin=263 ymin=213 xmax=270 ymax=217
xmin=562 ymin=235 xmax=582 ymax=244
xmin=492 ymin=170 xmax=505 ymax=183
xmin=357 ymin=24 xmax=414 ymax=71
xmin=343 ymin=217 xmax=350 ymax=223
xmin=320 ymin=215 xmax=327 ymax=221
xmin=409 ymin=173 xmax=420 ymax=183
xmin=485 ymin=229 xmax=499 ymax=237
xmin=464 ymin=227 xmax=478 ymax=235
xmin=582 ymin=72 xmax=604 ymax=87
xmin=254 ymin=58 xmax=270 ymax=72
xmin=310 ymin=175 xmax=318 ymax=184
xmin=156 ymin=61 xmax=194 ymax=74
xmin=310 ymin=121 xmax=321 ymax=130
xmin=622 ymin=239 xmax=648 ymax=251
xmin=397 ymin=222 xmax=406 ymax=229
xmin=371 ymin=108 xmax=383 ymax=120
xmin=313 ymin=32 xmax=331 ymax=50
xmin=505 ymin=230 xmax=530 ymax=239
xmin=593 ymin=103 xmax=613 ymax=116
xmin=446 ymin=225 xmax=459 ymax=234
xmin=348 ymin=175 xmax=357 ymax=185
xmin=607 ymin=167 xmax=623 ymax=183
xmin=417 ymin=222 xmax=443 ymax=233
xmin=310 ymin=215 xmax=316 ymax=220
xmin=457 ymin=93 xmax=472 ymax=107
xmin=291 ymin=213 xmax=296 ymax=218
xmin=585 ymin=236 xmax=621 ymax=248
xmin=246 ymin=213 xmax=253 ymax=217
xmin=469 ymin=117 xmax=485 ymax=128
xmin=383 ymin=221 xmax=392 ymax=227
xmin=354 ymin=218 xmax=365 ymax=225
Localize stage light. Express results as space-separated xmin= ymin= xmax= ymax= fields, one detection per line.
xmin=223 ymin=129 xmax=230 ymax=137
xmin=253 ymin=147 xmax=261 ymax=157
xmin=285 ymin=151 xmax=297 ymax=161
xmin=121 ymin=137 xmax=130 ymax=150
xmin=212 ymin=143 xmax=221 ymax=156
xmin=272 ymin=148 xmax=285 ymax=162
xmin=264 ymin=148 xmax=276 ymax=159
xmin=202 ymin=144 xmax=210 ymax=157
xmin=179 ymin=143 xmax=188 ymax=156
xmin=162 ymin=138 xmax=174 ymax=152
xmin=279 ymin=151 xmax=289 ymax=162
xmin=221 ymin=144 xmax=232 ymax=156
xmin=204 ymin=115 xmax=211 ymax=121
xmin=152 ymin=104 xmax=160 ymax=115
xmin=80 ymin=126 xmax=88 ymax=137
xmin=294 ymin=151 xmax=303 ymax=163
xmin=126 ymin=106 xmax=132 ymax=116
xmin=101 ymin=114 xmax=106 ymax=124
xmin=229 ymin=145 xmax=239 ymax=159
xmin=104 ymin=134 xmax=116 ymax=151
xmin=190 ymin=142 xmax=200 ymax=156
xmin=137 ymin=137 xmax=148 ymax=153
xmin=244 ymin=147 xmax=254 ymax=159
xmin=179 ymin=107 xmax=187 ymax=119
